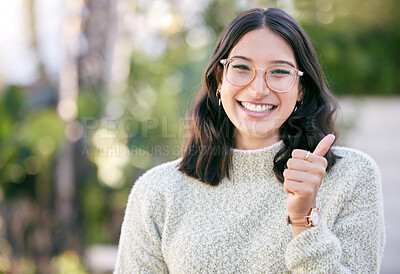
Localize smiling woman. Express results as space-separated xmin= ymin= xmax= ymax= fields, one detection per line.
xmin=115 ymin=8 xmax=385 ymax=273
xmin=179 ymin=8 xmax=339 ymax=184
xmin=218 ymin=28 xmax=304 ymax=149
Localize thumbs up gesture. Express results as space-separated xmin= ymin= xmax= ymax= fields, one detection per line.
xmin=284 ymin=134 xmax=336 ymax=225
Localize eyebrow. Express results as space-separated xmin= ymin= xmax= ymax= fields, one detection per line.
xmin=230 ymin=55 xmax=296 ymax=68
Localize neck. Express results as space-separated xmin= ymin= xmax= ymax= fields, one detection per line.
xmin=234 ymin=131 xmax=280 ymax=150
xmin=229 ymin=140 xmax=284 ymax=183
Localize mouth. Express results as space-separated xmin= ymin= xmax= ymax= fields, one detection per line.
xmin=238 ymin=101 xmax=277 ymax=113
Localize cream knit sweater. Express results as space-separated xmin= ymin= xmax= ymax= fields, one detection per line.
xmin=115 ymin=141 xmax=385 ymax=273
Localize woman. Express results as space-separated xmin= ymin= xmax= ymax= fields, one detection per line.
xmin=115 ymin=8 xmax=385 ymax=273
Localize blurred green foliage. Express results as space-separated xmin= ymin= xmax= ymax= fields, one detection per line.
xmin=0 ymin=0 xmax=399 ymax=272
xmin=302 ymin=22 xmax=400 ymax=95
xmin=0 ymin=86 xmax=65 ymax=193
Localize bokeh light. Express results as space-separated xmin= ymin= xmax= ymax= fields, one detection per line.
xmin=24 ymin=156 xmax=42 ymax=175
xmin=91 ymin=127 xmax=130 ymax=189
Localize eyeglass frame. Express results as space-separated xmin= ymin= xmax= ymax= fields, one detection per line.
xmin=220 ymin=58 xmax=304 ymax=93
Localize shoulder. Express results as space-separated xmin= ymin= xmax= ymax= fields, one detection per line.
xmin=328 ymin=146 xmax=381 ymax=182
xmin=136 ymin=158 xmax=182 ymax=183
xmin=320 ymin=146 xmax=383 ymax=215
xmin=129 ymin=158 xmax=192 ymax=199
xmin=331 ymin=146 xmax=379 ymax=170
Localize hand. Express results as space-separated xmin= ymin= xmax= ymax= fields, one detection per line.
xmin=284 ymin=134 xmax=335 ymax=220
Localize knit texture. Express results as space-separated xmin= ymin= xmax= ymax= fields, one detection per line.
xmin=115 ymin=141 xmax=385 ymax=273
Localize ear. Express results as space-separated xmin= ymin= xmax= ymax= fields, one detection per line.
xmin=297 ymin=84 xmax=305 ymax=102
xmin=215 ymin=63 xmax=223 ymax=90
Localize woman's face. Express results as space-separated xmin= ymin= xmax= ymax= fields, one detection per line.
xmin=218 ymin=28 xmax=303 ymax=149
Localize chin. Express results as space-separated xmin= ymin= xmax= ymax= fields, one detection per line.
xmin=241 ymin=128 xmax=279 ymax=140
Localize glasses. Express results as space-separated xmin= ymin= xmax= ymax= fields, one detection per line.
xmin=220 ymin=58 xmax=304 ymax=93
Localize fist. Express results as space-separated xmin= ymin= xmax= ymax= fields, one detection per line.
xmin=284 ymin=134 xmax=335 ymax=218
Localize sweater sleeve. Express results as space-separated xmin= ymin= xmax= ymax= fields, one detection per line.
xmin=114 ymin=174 xmax=168 ymax=274
xmin=285 ymin=154 xmax=385 ymax=273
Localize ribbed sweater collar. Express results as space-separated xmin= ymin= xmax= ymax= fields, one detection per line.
xmin=229 ymin=140 xmax=284 ymax=183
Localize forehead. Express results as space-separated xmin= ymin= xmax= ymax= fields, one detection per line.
xmin=228 ymin=28 xmax=297 ymax=67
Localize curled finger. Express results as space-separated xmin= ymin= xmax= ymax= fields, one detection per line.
xmin=284 ymin=168 xmax=318 ymax=184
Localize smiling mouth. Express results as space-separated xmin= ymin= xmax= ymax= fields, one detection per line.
xmin=238 ymin=101 xmax=276 ymax=113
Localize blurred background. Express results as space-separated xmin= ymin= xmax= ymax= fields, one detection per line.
xmin=0 ymin=0 xmax=399 ymax=273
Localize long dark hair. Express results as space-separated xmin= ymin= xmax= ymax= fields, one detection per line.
xmin=178 ymin=8 xmax=339 ymax=185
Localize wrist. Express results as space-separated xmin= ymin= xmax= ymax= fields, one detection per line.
xmin=287 ymin=208 xmax=321 ymax=227
xmin=288 ymin=203 xmax=317 ymax=219
xmin=291 ymin=225 xmax=309 ymax=238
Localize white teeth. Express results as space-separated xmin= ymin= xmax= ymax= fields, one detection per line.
xmin=241 ymin=102 xmax=274 ymax=113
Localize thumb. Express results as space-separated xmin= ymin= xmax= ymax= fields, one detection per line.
xmin=313 ymin=134 xmax=335 ymax=157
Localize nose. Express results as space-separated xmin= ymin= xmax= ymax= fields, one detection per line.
xmin=247 ymin=70 xmax=271 ymax=98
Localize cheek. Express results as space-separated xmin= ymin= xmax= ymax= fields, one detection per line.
xmin=220 ymin=83 xmax=240 ymax=102
xmin=221 ymin=90 xmax=238 ymax=115
xmin=278 ymin=92 xmax=298 ymax=106
xmin=220 ymin=85 xmax=243 ymax=123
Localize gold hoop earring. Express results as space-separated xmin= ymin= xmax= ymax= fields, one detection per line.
xmin=216 ymin=89 xmax=221 ymax=106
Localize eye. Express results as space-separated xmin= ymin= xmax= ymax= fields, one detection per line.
xmin=232 ymin=63 xmax=251 ymax=72
xmin=270 ymin=68 xmax=291 ymax=75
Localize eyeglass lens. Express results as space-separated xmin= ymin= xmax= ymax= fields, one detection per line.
xmin=226 ymin=59 xmax=297 ymax=92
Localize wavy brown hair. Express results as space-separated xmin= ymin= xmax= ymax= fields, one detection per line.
xmin=178 ymin=8 xmax=339 ymax=186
